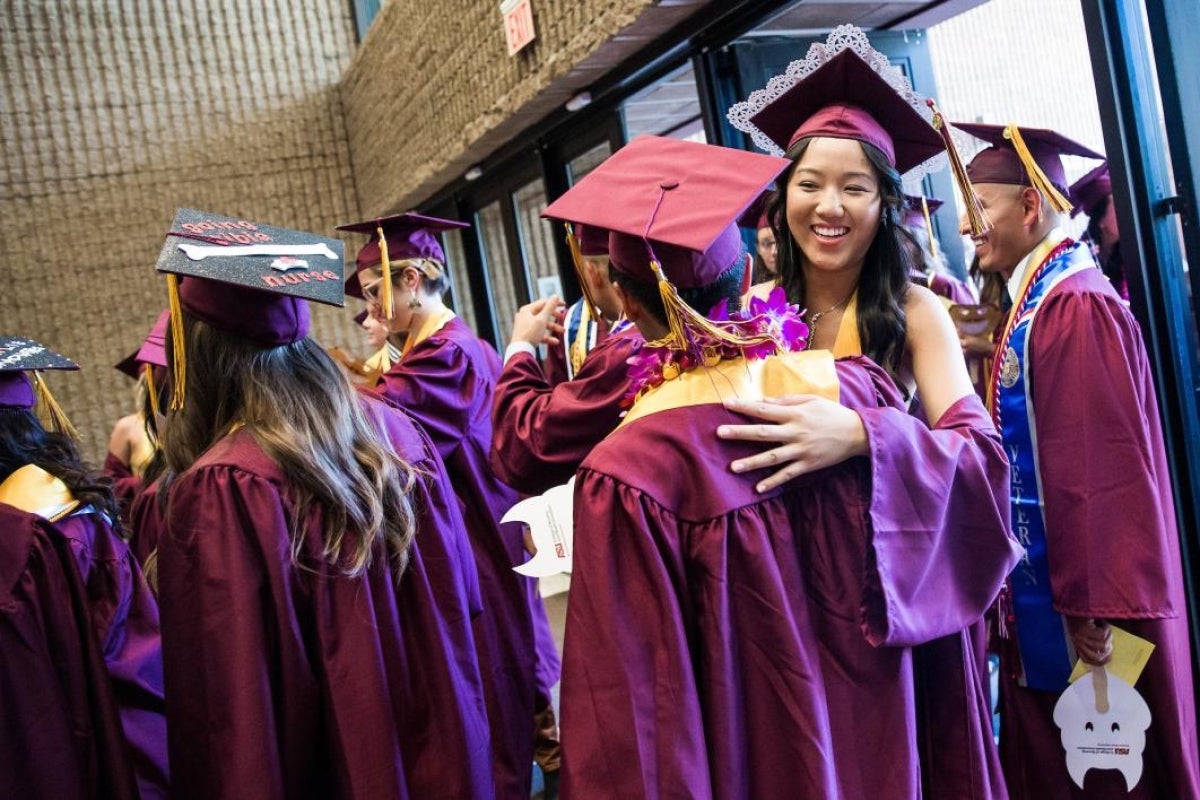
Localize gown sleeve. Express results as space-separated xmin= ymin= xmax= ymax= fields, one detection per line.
xmin=490 ymin=333 xmax=635 ymax=494
xmin=375 ymin=338 xmax=477 ymax=462
xmin=841 ymin=357 xmax=1021 ymax=647
xmin=1030 ymin=287 xmax=1180 ymax=618
xmin=157 ymin=466 xmax=298 ymax=798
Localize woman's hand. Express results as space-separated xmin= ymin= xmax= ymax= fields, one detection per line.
xmin=717 ymin=394 xmax=869 ymax=492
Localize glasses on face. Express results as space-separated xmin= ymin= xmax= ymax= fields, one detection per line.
xmin=361 ymin=277 xmax=384 ymax=303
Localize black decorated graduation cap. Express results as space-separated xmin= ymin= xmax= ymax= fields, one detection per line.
xmin=955 ymin=123 xmax=1104 ymax=213
xmin=335 ymin=212 xmax=470 ymax=317
xmin=0 ymin=335 xmax=80 ymax=435
xmin=155 ymin=208 xmax=345 ymax=409
xmin=542 ymin=136 xmax=789 ymax=289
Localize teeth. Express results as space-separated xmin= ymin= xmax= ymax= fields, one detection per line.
xmin=813 ymin=226 xmax=848 ymax=237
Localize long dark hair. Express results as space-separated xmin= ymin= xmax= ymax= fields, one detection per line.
xmin=161 ymin=314 xmax=419 ymax=577
xmin=0 ymin=407 xmax=122 ymax=529
xmin=770 ymin=137 xmax=911 ymax=375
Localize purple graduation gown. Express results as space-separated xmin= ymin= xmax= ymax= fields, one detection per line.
xmin=0 ymin=498 xmax=168 ymax=799
xmin=157 ymin=395 xmax=493 ymax=800
xmin=491 ymin=327 xmax=642 ymax=494
xmin=375 ymin=314 xmax=560 ymax=799
xmin=561 ymin=355 xmax=1021 ymax=800
xmin=997 ymin=266 xmax=1200 ymax=799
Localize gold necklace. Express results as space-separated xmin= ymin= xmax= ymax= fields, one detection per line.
xmin=805 ymin=293 xmax=852 ymax=347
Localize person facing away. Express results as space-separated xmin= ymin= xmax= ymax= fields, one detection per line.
xmin=956 ymin=121 xmax=1199 ymax=800
xmin=151 ymin=210 xmax=493 ymax=799
xmin=490 ymin=218 xmax=643 ymax=496
xmin=725 ymin=26 xmax=1016 ymax=799
xmin=539 ymin=221 xmax=628 ymax=387
xmin=550 ymin=133 xmax=1021 ymax=800
xmin=0 ymin=336 xmax=168 ymax=799
xmin=338 ymin=211 xmax=560 ymax=799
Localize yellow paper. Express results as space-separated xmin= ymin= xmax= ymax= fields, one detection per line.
xmin=1068 ymin=624 xmax=1155 ymax=686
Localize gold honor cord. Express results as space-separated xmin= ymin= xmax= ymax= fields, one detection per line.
xmin=927 ymin=98 xmax=992 ymax=237
xmin=1004 ymin=125 xmax=1074 ymax=214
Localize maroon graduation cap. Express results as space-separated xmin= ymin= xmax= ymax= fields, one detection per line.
xmin=542 ymin=136 xmax=789 ymax=289
xmin=956 ymin=123 xmax=1104 ymax=213
xmin=1068 ymin=162 xmax=1112 ymax=218
xmin=336 ymin=212 xmax=470 ymax=302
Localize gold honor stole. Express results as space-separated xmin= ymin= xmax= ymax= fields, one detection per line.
xmin=401 ymin=307 xmax=457 ymax=358
xmin=0 ymin=464 xmax=80 ymax=521
xmin=620 ymin=349 xmax=839 ymax=428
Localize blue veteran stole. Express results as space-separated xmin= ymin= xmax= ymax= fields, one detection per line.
xmin=990 ymin=236 xmax=1094 ymax=691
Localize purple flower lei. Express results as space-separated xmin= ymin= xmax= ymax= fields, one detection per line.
xmin=621 ymin=286 xmax=809 ymax=408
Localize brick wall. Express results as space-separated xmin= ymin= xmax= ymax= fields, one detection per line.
xmin=1 ymin=1 xmax=363 ymax=458
xmin=340 ymin=0 xmax=659 ymax=215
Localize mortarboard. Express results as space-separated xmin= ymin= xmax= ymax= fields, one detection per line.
xmin=543 ymin=135 xmax=790 ymax=358
xmin=728 ymin=26 xmax=945 ymax=176
xmin=115 ymin=310 xmax=171 ymax=418
xmin=956 ymin=123 xmax=1104 ymax=213
xmin=738 ymin=190 xmax=776 ymax=232
xmin=116 ymin=310 xmax=170 ymax=378
xmin=156 ymin=208 xmax=346 ymax=409
xmin=0 ymin=335 xmax=80 ymax=436
xmin=543 ymin=136 xmax=789 ymax=289
xmin=902 ymin=194 xmax=943 ymax=228
xmin=1069 ymin=162 xmax=1112 ymax=218
xmin=575 ymin=223 xmax=609 ymax=257
xmin=336 ymin=213 xmax=470 ymax=317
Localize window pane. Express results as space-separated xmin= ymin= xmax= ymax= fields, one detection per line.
xmin=567 ymin=142 xmax=612 ymax=185
xmin=621 ymin=63 xmax=706 ymax=142
xmin=441 ymin=227 xmax=477 ymax=334
xmin=513 ymin=178 xmax=562 ymax=300
xmin=476 ymin=201 xmax=521 ymax=342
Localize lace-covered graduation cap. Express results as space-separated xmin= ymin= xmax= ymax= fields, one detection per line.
xmin=336 ymin=212 xmax=470 ymax=319
xmin=115 ymin=310 xmax=170 ymax=417
xmin=542 ymin=135 xmax=794 ymax=358
xmin=0 ymin=335 xmax=80 ymax=436
xmin=156 ymin=208 xmax=346 ymax=409
xmin=727 ymin=25 xmax=992 ymax=235
xmin=1069 ymin=162 xmax=1112 ymax=219
xmin=955 ymin=123 xmax=1104 ymax=214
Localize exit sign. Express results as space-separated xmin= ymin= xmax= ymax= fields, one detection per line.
xmin=501 ymin=0 xmax=536 ymax=56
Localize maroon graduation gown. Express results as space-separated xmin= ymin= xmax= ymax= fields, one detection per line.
xmin=490 ymin=326 xmax=642 ymax=495
xmin=0 ymin=500 xmax=168 ymax=799
xmin=157 ymin=396 xmax=493 ymax=800
xmin=102 ymin=452 xmax=142 ymax=529
xmin=127 ymin=480 xmax=164 ymax=572
xmin=375 ymin=316 xmax=560 ymax=798
xmin=560 ymin=355 xmax=1020 ymax=800
xmin=997 ymin=267 xmax=1200 ymax=799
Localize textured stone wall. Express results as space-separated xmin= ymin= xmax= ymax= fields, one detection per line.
xmin=1 ymin=1 xmax=363 ymax=459
xmin=340 ymin=0 xmax=658 ymax=214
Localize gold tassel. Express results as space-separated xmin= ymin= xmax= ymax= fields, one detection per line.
xmin=166 ymin=273 xmax=187 ymax=411
xmin=32 ymin=372 xmax=79 ymax=439
xmin=377 ymin=224 xmax=394 ymax=321
xmin=564 ymin=223 xmax=602 ymax=320
xmin=144 ymin=363 xmax=161 ymax=419
xmin=1003 ymin=124 xmax=1074 ymax=214
xmin=928 ymin=99 xmax=992 ymax=237
xmin=921 ymin=197 xmax=937 ymax=257
xmin=648 ymin=260 xmax=778 ymax=356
